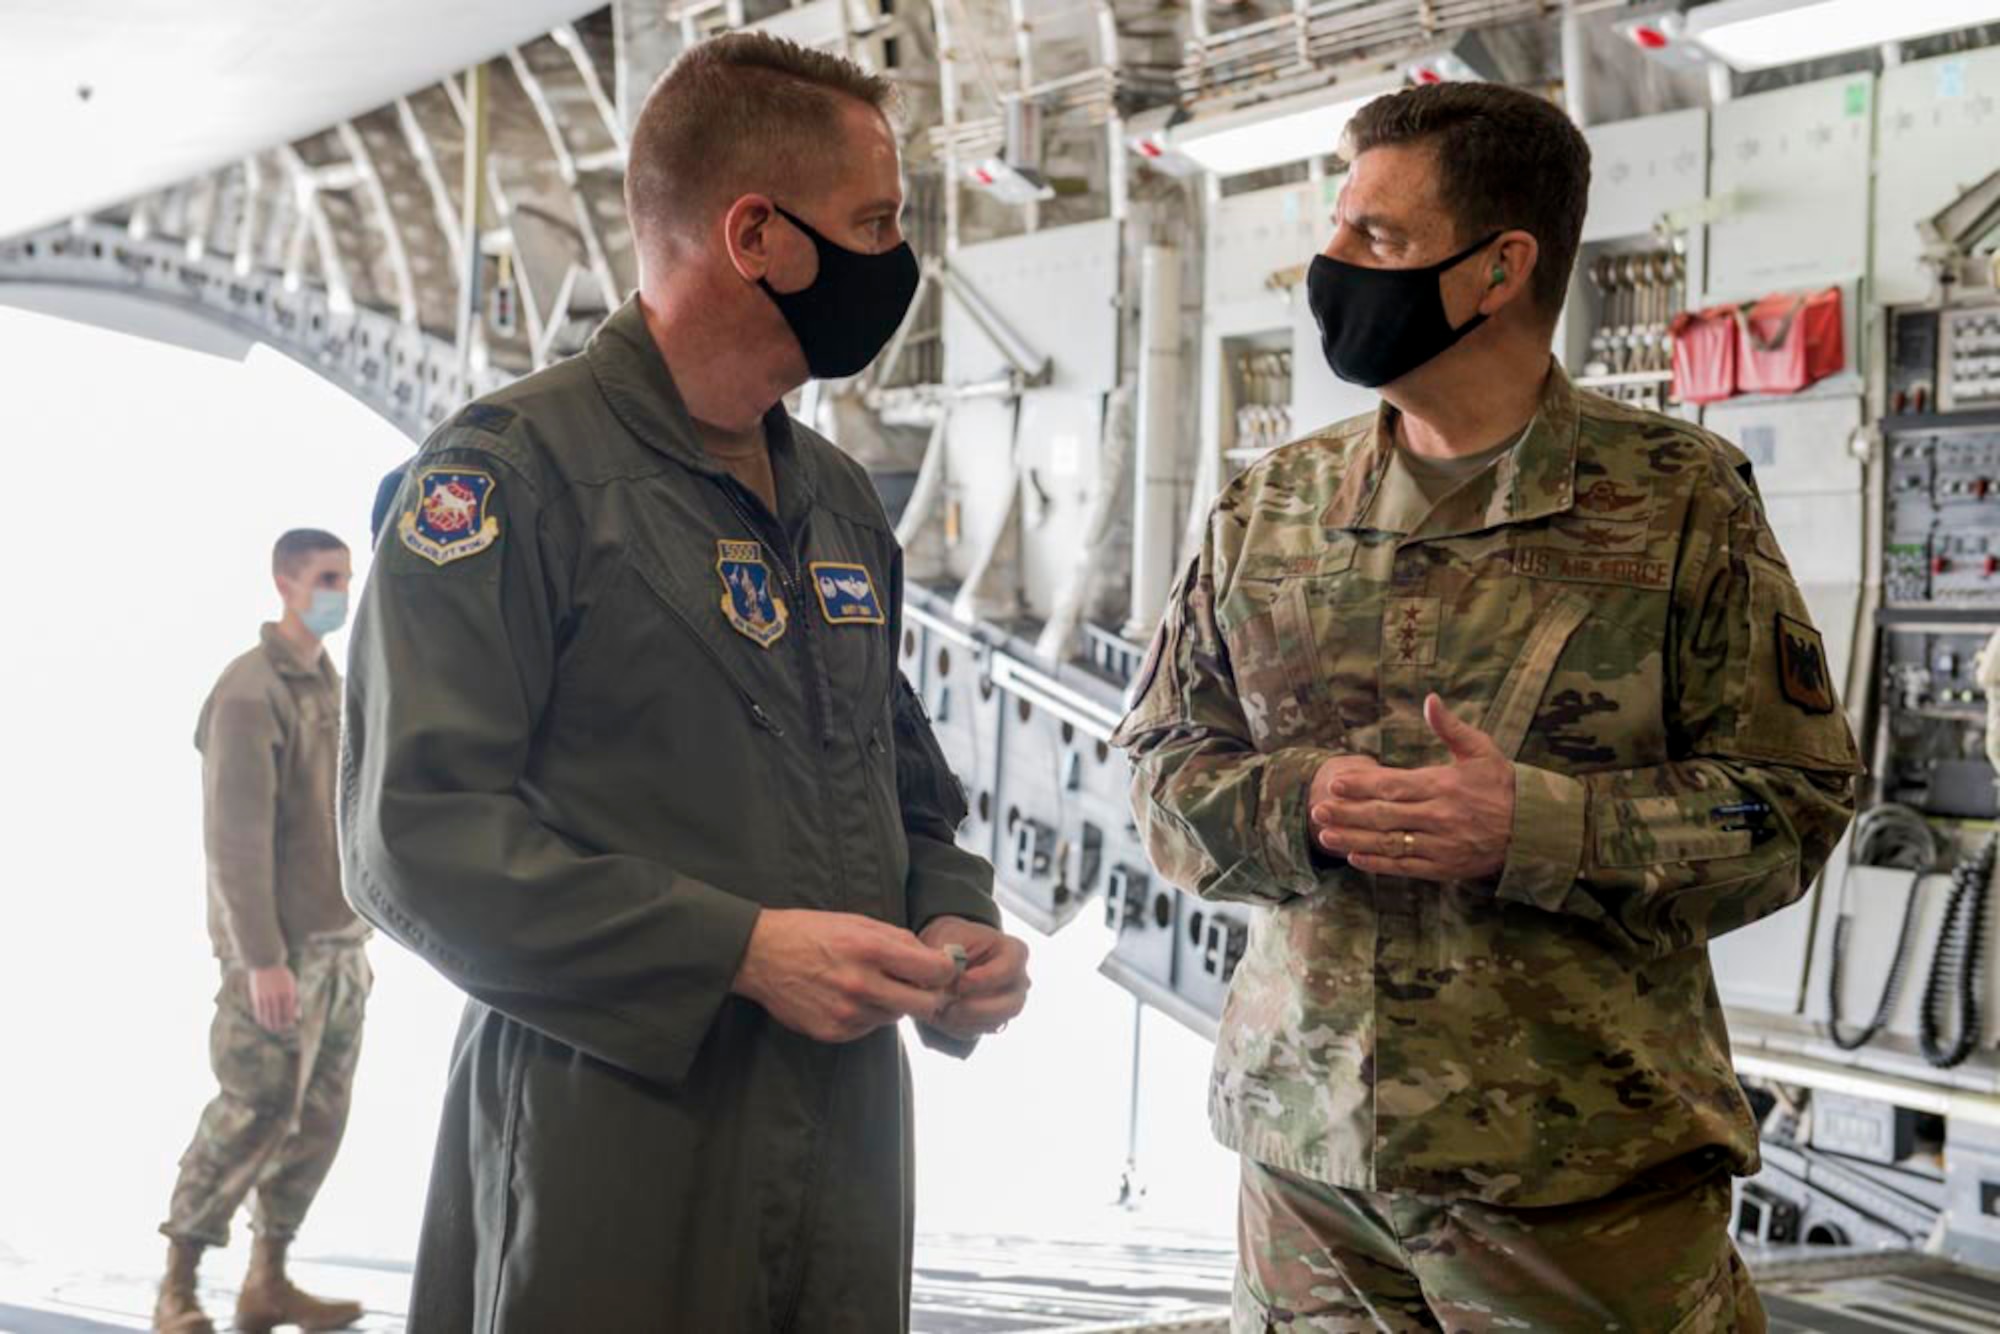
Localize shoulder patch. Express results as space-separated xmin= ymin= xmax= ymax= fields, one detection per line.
xmin=456 ymin=403 xmax=516 ymax=435
xmin=1776 ymin=613 xmax=1836 ymax=714
xmin=399 ymin=469 xmax=501 ymax=566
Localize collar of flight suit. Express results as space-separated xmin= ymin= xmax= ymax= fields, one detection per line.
xmin=586 ymin=295 xmax=819 ymax=531
xmin=1319 ymin=358 xmax=1583 ymax=541
xmin=259 ymin=622 xmax=332 ymax=683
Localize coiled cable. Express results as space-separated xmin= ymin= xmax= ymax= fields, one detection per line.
xmin=1920 ymin=832 xmax=1996 ymax=1069
xmin=1826 ymin=804 xmax=1941 ymax=1052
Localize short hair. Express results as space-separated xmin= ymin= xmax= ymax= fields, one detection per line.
xmin=273 ymin=529 xmax=347 ymax=577
xmin=625 ymin=33 xmax=896 ymax=247
xmin=1345 ymin=83 xmax=1591 ymax=319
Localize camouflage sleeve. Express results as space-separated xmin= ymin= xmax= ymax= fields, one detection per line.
xmin=341 ymin=421 xmax=762 ymax=1088
xmin=1495 ymin=485 xmax=1861 ymax=956
xmin=1111 ymin=543 xmax=1345 ymax=907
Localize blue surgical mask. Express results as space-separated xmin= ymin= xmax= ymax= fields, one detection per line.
xmin=302 ymin=589 xmax=349 ymax=637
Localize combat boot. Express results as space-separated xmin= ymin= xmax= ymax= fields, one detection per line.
xmin=151 ymin=1238 xmax=215 ymax=1334
xmin=233 ymin=1235 xmax=363 ymax=1333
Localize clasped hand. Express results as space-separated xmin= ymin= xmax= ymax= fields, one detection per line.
xmin=1309 ymin=694 xmax=1517 ymax=882
xmin=732 ymin=909 xmax=1030 ymax=1045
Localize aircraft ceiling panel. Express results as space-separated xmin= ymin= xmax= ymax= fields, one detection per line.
xmin=0 ymin=0 xmax=599 ymax=240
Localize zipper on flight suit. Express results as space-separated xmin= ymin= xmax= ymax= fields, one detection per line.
xmin=716 ymin=482 xmax=855 ymax=898
xmin=715 ymin=481 xmax=858 ymax=1334
xmin=717 ymin=486 xmax=836 ymax=750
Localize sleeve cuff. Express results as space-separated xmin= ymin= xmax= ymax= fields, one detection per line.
xmin=649 ymin=880 xmax=765 ymax=1083
xmin=1258 ymin=747 xmax=1347 ymax=895
xmin=907 ymin=841 xmax=1002 ymax=935
xmin=913 ymin=1021 xmax=980 ymax=1060
xmin=1495 ymin=762 xmax=1588 ymax=913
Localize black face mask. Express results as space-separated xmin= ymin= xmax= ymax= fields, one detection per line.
xmin=758 ymin=204 xmax=920 ymax=380
xmin=1306 ymin=232 xmax=1502 ymax=389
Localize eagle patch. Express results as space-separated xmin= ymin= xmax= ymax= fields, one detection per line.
xmin=400 ymin=469 xmax=499 ymax=566
xmin=809 ymin=561 xmax=885 ymax=626
xmin=717 ymin=540 xmax=789 ymax=647
xmin=1776 ymin=613 xmax=1836 ymax=714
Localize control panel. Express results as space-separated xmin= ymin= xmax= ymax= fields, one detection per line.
xmin=1944 ymin=306 xmax=2000 ymax=413
xmin=1880 ymin=629 xmax=1998 ymax=819
xmin=1885 ymin=429 xmax=2000 ymax=606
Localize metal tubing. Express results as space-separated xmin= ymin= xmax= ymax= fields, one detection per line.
xmin=1561 ymin=0 xmax=1590 ymax=128
xmin=457 ymin=62 xmax=490 ymax=376
xmin=1127 ymin=244 xmax=1183 ymax=640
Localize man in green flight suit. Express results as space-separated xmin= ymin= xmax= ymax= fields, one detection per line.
xmin=340 ymin=33 xmax=1031 ymax=1332
xmin=1113 ymin=83 xmax=1860 ymax=1332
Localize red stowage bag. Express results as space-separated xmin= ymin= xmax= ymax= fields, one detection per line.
xmin=1670 ymin=306 xmax=1738 ymax=404
xmin=1734 ymin=287 xmax=1844 ymax=395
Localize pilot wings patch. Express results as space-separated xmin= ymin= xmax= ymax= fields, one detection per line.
xmin=809 ymin=561 xmax=885 ymax=626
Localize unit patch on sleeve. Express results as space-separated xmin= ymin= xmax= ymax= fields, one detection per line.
xmin=718 ymin=540 xmax=789 ymax=647
xmin=809 ymin=561 xmax=885 ymax=626
xmin=1775 ymin=612 xmax=1836 ymax=714
xmin=400 ymin=469 xmax=500 ymax=566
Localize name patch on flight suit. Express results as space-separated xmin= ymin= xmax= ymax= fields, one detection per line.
xmin=1776 ymin=613 xmax=1837 ymax=713
xmin=400 ymin=470 xmax=500 ymax=566
xmin=809 ymin=561 xmax=885 ymax=626
xmin=717 ymin=540 xmax=789 ymax=647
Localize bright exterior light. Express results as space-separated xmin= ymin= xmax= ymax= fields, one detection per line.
xmin=1171 ymin=88 xmax=1381 ymax=177
xmin=1688 ymin=0 xmax=2000 ymax=70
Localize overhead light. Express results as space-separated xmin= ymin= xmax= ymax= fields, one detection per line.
xmin=965 ymin=157 xmax=1055 ymax=206
xmin=1688 ymin=0 xmax=2000 ymax=71
xmin=1126 ymin=128 xmax=1203 ymax=178
xmin=1164 ymin=83 xmax=1388 ymax=178
xmin=1616 ymin=12 xmax=1708 ymax=68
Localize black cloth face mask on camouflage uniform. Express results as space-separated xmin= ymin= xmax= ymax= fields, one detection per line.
xmin=1307 ymin=231 xmax=1502 ymax=388
xmin=759 ymin=203 xmax=920 ymax=379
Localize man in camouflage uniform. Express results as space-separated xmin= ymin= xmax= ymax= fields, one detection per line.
xmin=157 ymin=529 xmax=370 ymax=1334
xmin=1114 ymin=84 xmax=1860 ymax=1332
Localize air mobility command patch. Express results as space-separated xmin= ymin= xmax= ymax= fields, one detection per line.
xmin=810 ymin=561 xmax=885 ymax=626
xmin=718 ymin=539 xmax=788 ymax=647
xmin=1776 ymin=612 xmax=1836 ymax=714
xmin=400 ymin=469 xmax=499 ymax=566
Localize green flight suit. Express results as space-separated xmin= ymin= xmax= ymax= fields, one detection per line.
xmin=339 ymin=297 xmax=998 ymax=1332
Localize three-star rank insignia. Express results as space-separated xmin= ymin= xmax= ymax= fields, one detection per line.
xmin=1776 ymin=612 xmax=1836 ymax=714
xmin=810 ymin=561 xmax=884 ymax=626
xmin=717 ymin=540 xmax=789 ymax=647
xmin=400 ymin=469 xmax=499 ymax=566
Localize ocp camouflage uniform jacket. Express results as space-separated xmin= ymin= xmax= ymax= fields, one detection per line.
xmin=1112 ymin=365 xmax=1861 ymax=1208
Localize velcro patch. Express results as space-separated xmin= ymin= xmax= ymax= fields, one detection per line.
xmin=400 ymin=469 xmax=500 ymax=566
xmin=1515 ymin=547 xmax=1671 ymax=590
xmin=1776 ymin=613 xmax=1836 ymax=714
xmin=456 ymin=403 xmax=516 ymax=435
xmin=809 ymin=561 xmax=884 ymax=626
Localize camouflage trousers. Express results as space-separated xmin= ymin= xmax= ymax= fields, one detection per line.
xmin=162 ymin=942 xmax=371 ymax=1247
xmin=1235 ymin=1153 xmax=1765 ymax=1333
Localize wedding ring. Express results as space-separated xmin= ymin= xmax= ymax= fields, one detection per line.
xmin=1400 ymin=831 xmax=1416 ymax=858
